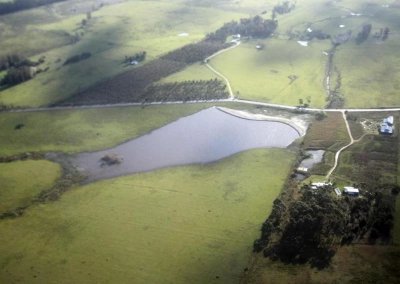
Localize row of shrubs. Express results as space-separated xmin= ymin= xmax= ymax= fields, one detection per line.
xmin=57 ymin=41 xmax=228 ymax=105
xmin=139 ymin=79 xmax=229 ymax=103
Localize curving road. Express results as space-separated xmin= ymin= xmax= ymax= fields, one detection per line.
xmin=204 ymin=41 xmax=241 ymax=99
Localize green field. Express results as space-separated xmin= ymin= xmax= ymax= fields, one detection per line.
xmin=0 ymin=160 xmax=61 ymax=213
xmin=0 ymin=148 xmax=295 ymax=283
xmin=0 ymin=104 xmax=215 ymax=156
xmin=336 ymin=39 xmax=400 ymax=108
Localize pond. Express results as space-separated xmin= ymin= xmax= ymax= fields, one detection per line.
xmin=295 ymin=150 xmax=325 ymax=180
xmin=71 ymin=107 xmax=301 ymax=182
xmin=300 ymin=150 xmax=325 ymax=169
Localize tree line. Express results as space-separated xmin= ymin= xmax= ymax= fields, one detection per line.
xmin=254 ymin=184 xmax=397 ymax=269
xmin=0 ymin=54 xmax=46 ymax=87
xmin=206 ymin=16 xmax=277 ymax=42
xmin=139 ymin=79 xmax=228 ymax=103
xmin=64 ymin=52 xmax=92 ymax=65
xmin=0 ymin=0 xmax=66 ymax=15
xmin=123 ymin=51 xmax=147 ymax=65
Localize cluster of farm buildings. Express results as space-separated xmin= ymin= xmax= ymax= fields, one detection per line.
xmin=310 ymin=182 xmax=360 ymax=197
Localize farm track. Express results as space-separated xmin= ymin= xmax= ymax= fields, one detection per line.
xmin=204 ymin=41 xmax=241 ymax=99
xmin=325 ymin=111 xmax=366 ymax=179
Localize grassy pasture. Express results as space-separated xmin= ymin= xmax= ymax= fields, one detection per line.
xmin=0 ymin=148 xmax=295 ymax=283
xmin=0 ymin=0 xmax=247 ymax=107
xmin=165 ymin=39 xmax=329 ymax=107
xmin=0 ymin=104 xmax=214 ymax=156
xmin=0 ymin=160 xmax=61 ymax=214
xmin=336 ymin=38 xmax=400 ymax=108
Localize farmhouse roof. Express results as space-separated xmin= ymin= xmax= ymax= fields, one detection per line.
xmin=380 ymin=123 xmax=393 ymax=134
xmin=386 ymin=116 xmax=394 ymax=125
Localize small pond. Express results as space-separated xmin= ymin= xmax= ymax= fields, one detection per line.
xmin=295 ymin=150 xmax=325 ymax=180
xmin=71 ymin=107 xmax=301 ymax=182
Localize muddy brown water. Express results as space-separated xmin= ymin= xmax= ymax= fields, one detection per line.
xmin=71 ymin=107 xmax=300 ymax=182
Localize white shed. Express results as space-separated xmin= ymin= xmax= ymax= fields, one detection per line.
xmin=343 ymin=186 xmax=359 ymax=195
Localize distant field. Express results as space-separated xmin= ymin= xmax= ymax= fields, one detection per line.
xmin=0 ymin=0 xmax=247 ymax=107
xmin=336 ymin=38 xmax=400 ymax=108
xmin=0 ymin=148 xmax=295 ymax=283
xmin=0 ymin=160 xmax=61 ymax=214
xmin=0 ymin=104 xmax=214 ymax=156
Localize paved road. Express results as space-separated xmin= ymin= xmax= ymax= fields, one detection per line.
xmin=4 ymin=98 xmax=400 ymax=114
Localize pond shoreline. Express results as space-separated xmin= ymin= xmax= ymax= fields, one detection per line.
xmin=216 ymin=107 xmax=307 ymax=136
xmin=70 ymin=107 xmax=302 ymax=182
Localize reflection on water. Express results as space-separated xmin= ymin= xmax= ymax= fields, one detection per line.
xmin=71 ymin=107 xmax=300 ymax=182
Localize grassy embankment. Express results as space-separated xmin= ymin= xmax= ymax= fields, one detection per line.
xmin=0 ymin=160 xmax=61 ymax=214
xmin=0 ymin=0 xmax=247 ymax=107
xmin=0 ymin=148 xmax=296 ymax=283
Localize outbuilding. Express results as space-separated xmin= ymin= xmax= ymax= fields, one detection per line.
xmin=343 ymin=186 xmax=359 ymax=196
xmin=380 ymin=116 xmax=395 ymax=135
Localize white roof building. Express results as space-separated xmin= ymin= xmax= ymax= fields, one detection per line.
xmin=311 ymin=182 xmax=332 ymax=188
xmin=343 ymin=186 xmax=359 ymax=195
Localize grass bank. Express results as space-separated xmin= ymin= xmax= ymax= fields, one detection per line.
xmin=0 ymin=148 xmax=295 ymax=283
xmin=0 ymin=160 xmax=61 ymax=214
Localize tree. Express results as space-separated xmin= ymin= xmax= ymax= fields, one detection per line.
xmin=356 ymin=24 xmax=372 ymax=44
xmin=1 ymin=66 xmax=33 ymax=86
xmin=382 ymin=27 xmax=390 ymax=41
